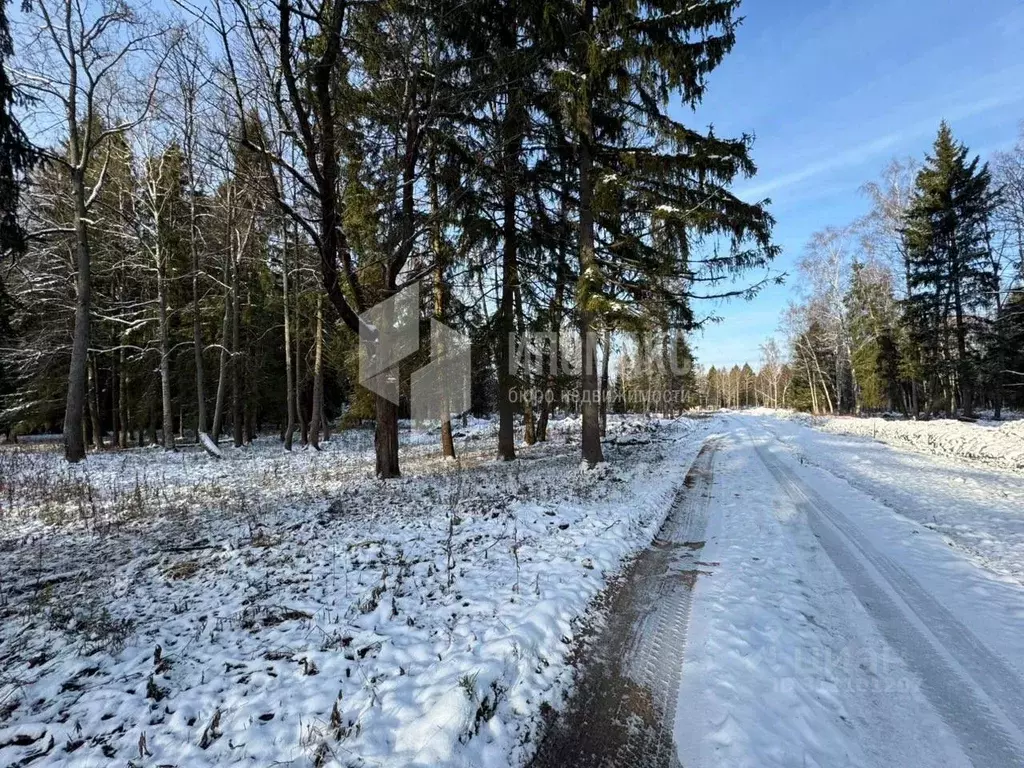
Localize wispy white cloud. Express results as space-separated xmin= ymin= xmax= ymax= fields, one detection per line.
xmin=739 ymin=131 xmax=905 ymax=200
xmin=739 ymin=86 xmax=1024 ymax=202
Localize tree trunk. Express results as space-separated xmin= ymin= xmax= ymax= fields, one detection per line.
xmin=282 ymin=223 xmax=297 ymax=451
xmin=578 ymin=113 xmax=604 ymax=466
xmin=847 ymin=340 xmax=860 ymax=415
xmin=599 ymin=328 xmax=611 ymax=437
xmin=834 ymin=336 xmax=844 ymax=413
xmin=536 ymin=170 xmax=569 ymax=444
xmin=63 ymin=169 xmax=91 ymax=462
xmin=430 ymin=159 xmax=455 ymax=458
xmin=513 ymin=252 xmax=535 ymax=447
xmin=111 ymin=350 xmax=121 ymax=448
xmin=295 ymin=285 xmax=308 ymax=446
xmin=212 ymin=228 xmax=232 ymax=442
xmin=119 ymin=355 xmax=128 ymax=447
xmin=147 ymin=397 xmax=157 ymax=445
xmin=309 ymin=294 xmax=324 ymax=450
xmin=809 ymin=345 xmax=834 ymax=414
xmin=231 ymin=234 xmax=243 ymax=448
xmin=87 ymin=354 xmax=103 ymax=450
xmin=191 ymin=192 xmax=207 ymax=439
xmin=157 ymin=243 xmax=175 ymax=451
xmin=939 ymin=295 xmax=955 ymax=415
xmin=522 ymin=389 xmax=536 ymax=445
xmin=439 ymin=401 xmax=456 ymax=458
xmin=374 ymin=392 xmax=400 ymax=478
xmin=496 ymin=101 xmax=520 ymax=462
xmin=535 ymin=375 xmax=550 ymax=442
xmin=952 ymin=274 xmax=973 ymax=416
xmin=244 ymin=378 xmax=256 ymax=443
xmin=800 ymin=348 xmax=818 ymax=415
xmin=993 ymin=296 xmax=1005 ymax=421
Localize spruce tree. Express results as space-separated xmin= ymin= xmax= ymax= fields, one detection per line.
xmin=546 ymin=0 xmax=777 ymax=464
xmin=903 ymin=122 xmax=998 ymax=416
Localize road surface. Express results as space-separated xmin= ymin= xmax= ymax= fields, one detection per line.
xmin=534 ymin=413 xmax=1024 ymax=768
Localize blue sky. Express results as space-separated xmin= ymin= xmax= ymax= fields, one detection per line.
xmin=686 ymin=0 xmax=1024 ymax=370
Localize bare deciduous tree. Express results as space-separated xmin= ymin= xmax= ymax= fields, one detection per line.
xmin=16 ymin=0 xmax=172 ymax=460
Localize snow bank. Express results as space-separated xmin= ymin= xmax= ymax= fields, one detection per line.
xmin=0 ymin=415 xmax=713 ymax=768
xmin=811 ymin=416 xmax=1024 ymax=471
xmin=746 ymin=408 xmax=1024 ymax=471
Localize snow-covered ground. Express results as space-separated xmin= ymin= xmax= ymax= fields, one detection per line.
xmin=763 ymin=408 xmax=1024 ymax=471
xmin=7 ymin=410 xmax=1023 ymax=767
xmin=0 ymin=416 xmax=713 ymax=767
xmin=676 ymin=412 xmax=1024 ymax=767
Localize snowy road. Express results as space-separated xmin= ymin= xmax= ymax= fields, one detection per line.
xmin=676 ymin=414 xmax=1024 ymax=768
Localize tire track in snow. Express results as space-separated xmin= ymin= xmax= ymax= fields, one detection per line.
xmin=746 ymin=423 xmax=1024 ymax=768
xmin=529 ymin=440 xmax=718 ymax=768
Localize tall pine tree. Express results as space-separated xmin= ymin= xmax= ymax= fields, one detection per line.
xmin=903 ymin=122 xmax=998 ymax=416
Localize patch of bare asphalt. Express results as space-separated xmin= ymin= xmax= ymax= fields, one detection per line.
xmin=529 ymin=440 xmax=718 ymax=768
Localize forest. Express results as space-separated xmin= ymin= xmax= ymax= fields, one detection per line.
xmin=701 ymin=123 xmax=1024 ymax=419
xmin=0 ymin=0 xmax=778 ymax=477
